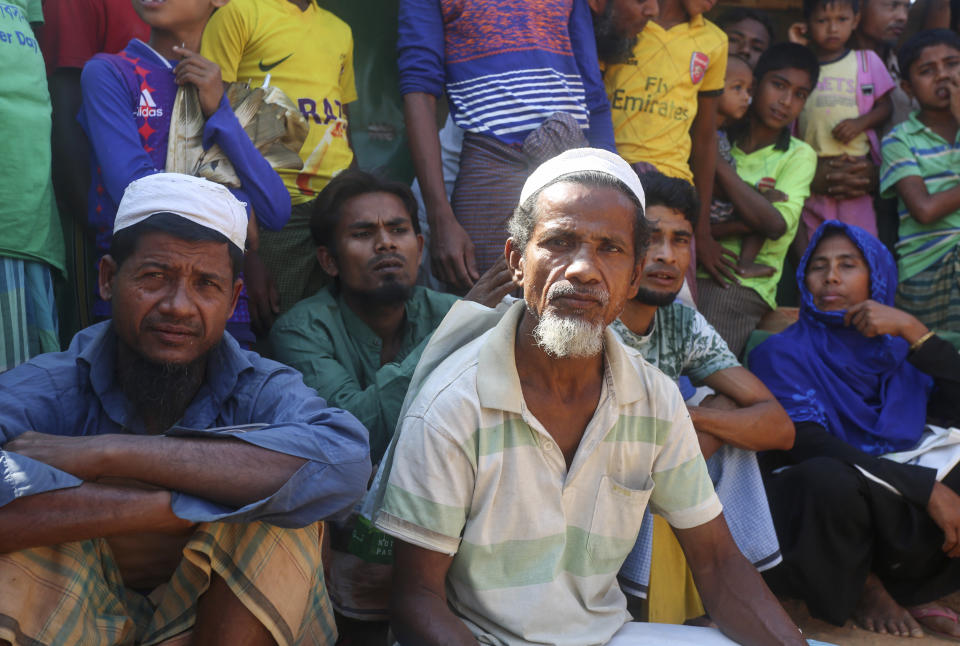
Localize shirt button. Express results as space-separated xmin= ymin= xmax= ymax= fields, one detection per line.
xmin=542 ymin=441 xmax=555 ymax=452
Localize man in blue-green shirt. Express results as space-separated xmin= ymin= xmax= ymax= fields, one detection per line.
xmin=269 ymin=170 xmax=513 ymax=465
xmin=268 ymin=169 xmax=512 ymax=633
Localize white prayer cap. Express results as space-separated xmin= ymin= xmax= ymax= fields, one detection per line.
xmin=114 ymin=173 xmax=247 ymax=251
xmin=519 ymin=147 xmax=645 ymax=211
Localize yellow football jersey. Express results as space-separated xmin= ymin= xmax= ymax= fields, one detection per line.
xmin=202 ymin=0 xmax=357 ymax=204
xmin=604 ymin=16 xmax=727 ymax=182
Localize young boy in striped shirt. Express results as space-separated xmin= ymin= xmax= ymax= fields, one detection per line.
xmin=880 ymin=29 xmax=960 ymax=333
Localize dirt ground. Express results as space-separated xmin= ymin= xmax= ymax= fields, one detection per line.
xmin=785 ymin=592 xmax=960 ymax=645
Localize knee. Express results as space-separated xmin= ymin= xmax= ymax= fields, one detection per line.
xmin=196 ymin=521 xmax=321 ymax=564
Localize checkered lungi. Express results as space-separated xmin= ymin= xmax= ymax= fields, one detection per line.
xmin=257 ymin=200 xmax=329 ymax=316
xmin=896 ymin=244 xmax=960 ymax=333
xmin=0 ymin=521 xmax=336 ymax=646
xmin=451 ymin=113 xmax=589 ymax=277
xmin=695 ymin=279 xmax=771 ymax=358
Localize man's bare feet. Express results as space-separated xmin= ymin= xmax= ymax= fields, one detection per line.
xmin=736 ymin=262 xmax=777 ymax=278
xmin=909 ymin=602 xmax=960 ymax=639
xmin=853 ymin=574 xmax=924 ymax=637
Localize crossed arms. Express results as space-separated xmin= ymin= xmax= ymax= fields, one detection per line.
xmin=690 ymin=365 xmax=795 ymax=459
xmin=0 ymin=433 xmax=305 ymax=553
xmin=0 ymin=360 xmax=371 ymax=555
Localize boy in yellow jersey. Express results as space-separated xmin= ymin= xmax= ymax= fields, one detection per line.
xmin=201 ymin=0 xmax=357 ymax=327
xmin=604 ymin=0 xmax=732 ymax=290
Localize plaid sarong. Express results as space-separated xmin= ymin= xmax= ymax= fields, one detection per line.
xmin=896 ymin=243 xmax=960 ymax=333
xmin=0 ymin=522 xmax=336 ymax=646
xmin=451 ymin=133 xmax=529 ymax=276
xmin=695 ymin=279 xmax=771 ymax=359
xmin=0 ymin=256 xmax=59 ymax=373
xmin=258 ymin=199 xmax=329 ymax=316
xmin=451 ymin=113 xmax=588 ymax=276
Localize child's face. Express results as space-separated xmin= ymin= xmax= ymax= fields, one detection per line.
xmin=132 ymin=0 xmax=224 ymax=29
xmin=904 ymin=44 xmax=960 ymax=111
xmin=720 ymin=60 xmax=753 ymax=121
xmin=753 ymin=68 xmax=814 ymax=130
xmin=807 ymin=1 xmax=860 ymax=55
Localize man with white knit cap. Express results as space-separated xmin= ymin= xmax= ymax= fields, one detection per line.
xmin=0 ymin=173 xmax=371 ymax=646
xmin=372 ymin=149 xmax=804 ymax=646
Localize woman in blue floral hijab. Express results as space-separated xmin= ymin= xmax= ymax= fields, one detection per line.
xmin=752 ymin=221 xmax=960 ymax=639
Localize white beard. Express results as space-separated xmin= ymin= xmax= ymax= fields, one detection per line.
xmin=532 ymin=309 xmax=605 ymax=358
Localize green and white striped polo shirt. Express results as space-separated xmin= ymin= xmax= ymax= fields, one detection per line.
xmin=880 ymin=111 xmax=960 ymax=280
xmin=375 ymin=302 xmax=722 ymax=646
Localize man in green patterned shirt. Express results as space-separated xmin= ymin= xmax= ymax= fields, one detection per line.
xmin=268 ymin=169 xmax=512 ymax=635
xmin=613 ymin=171 xmax=794 ymax=615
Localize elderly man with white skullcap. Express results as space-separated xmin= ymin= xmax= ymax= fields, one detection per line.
xmin=370 ymin=149 xmax=805 ymax=646
xmin=0 ymin=174 xmax=370 ymax=646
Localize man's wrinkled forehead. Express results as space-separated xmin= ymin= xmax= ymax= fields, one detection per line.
xmin=530 ymin=182 xmax=638 ymax=256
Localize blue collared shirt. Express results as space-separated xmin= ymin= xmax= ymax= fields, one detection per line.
xmin=0 ymin=322 xmax=372 ymax=527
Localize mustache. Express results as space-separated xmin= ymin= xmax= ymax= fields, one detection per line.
xmin=143 ymin=316 xmax=203 ymax=332
xmin=547 ymin=281 xmax=610 ymax=305
xmin=368 ymin=253 xmax=406 ymax=269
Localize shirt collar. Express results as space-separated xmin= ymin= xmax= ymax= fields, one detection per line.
xmin=334 ymin=287 xmax=421 ymax=353
xmin=476 ymin=301 xmax=647 ymax=414
xmin=902 ymin=111 xmax=928 ymax=135
xmin=901 ymin=110 xmax=960 ymax=143
xmin=128 ymin=38 xmax=175 ymax=69
xmin=74 ymin=321 xmax=254 ymax=431
xmin=336 ymin=289 xmax=384 ymax=349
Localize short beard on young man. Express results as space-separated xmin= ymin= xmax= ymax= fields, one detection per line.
xmin=593 ymin=3 xmax=637 ymax=65
xmin=352 ymin=280 xmax=414 ymax=308
xmin=635 ymin=285 xmax=681 ymax=307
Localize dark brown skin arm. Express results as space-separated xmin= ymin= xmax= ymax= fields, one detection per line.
xmin=710 ymin=219 xmax=755 ymax=239
xmin=390 ymin=540 xmax=479 ymax=646
xmin=676 ymin=515 xmax=806 ymax=646
xmin=4 ymin=432 xmax=306 ymax=508
xmin=404 ymin=92 xmax=478 ymax=290
xmin=691 ymin=93 xmax=720 ymax=231
xmin=692 ymin=94 xmax=744 ymax=286
xmin=840 ymin=300 xmax=960 ymax=557
xmin=0 ymin=484 xmax=193 ymax=554
xmin=715 ymin=159 xmax=787 ymax=239
xmin=894 ymin=174 xmax=960 ymax=224
xmin=688 ymin=366 xmax=795 ymax=452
